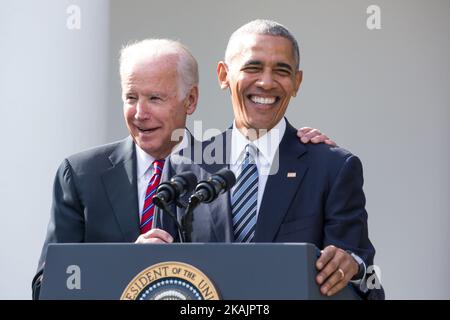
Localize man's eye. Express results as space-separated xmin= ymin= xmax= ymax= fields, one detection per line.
xmin=243 ymin=66 xmax=260 ymax=72
xmin=150 ymin=96 xmax=161 ymax=101
xmin=126 ymin=96 xmax=137 ymax=102
xmin=275 ymin=69 xmax=291 ymax=76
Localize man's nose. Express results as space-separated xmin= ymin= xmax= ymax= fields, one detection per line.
xmin=135 ymin=99 xmax=151 ymax=120
xmin=256 ymin=70 xmax=276 ymax=90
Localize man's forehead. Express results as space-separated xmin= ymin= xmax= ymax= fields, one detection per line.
xmin=122 ymin=53 xmax=178 ymax=74
xmin=120 ymin=62 xmax=180 ymax=96
xmin=230 ymin=34 xmax=296 ymax=66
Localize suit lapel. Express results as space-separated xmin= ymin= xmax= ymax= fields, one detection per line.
xmin=170 ymin=130 xmax=234 ymax=242
xmin=200 ymin=129 xmax=234 ymax=242
xmin=210 ymin=129 xmax=233 ymax=242
xmin=154 ymin=155 xmax=180 ymax=238
xmin=254 ymin=122 xmax=309 ymax=242
xmin=101 ymin=137 xmax=140 ymax=242
xmin=154 ymin=131 xmax=232 ymax=241
xmin=202 ymin=161 xmax=233 ymax=242
xmin=149 ymin=132 xmax=194 ymax=238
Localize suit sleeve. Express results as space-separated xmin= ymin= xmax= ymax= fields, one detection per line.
xmin=32 ymin=159 xmax=85 ymax=299
xmin=323 ymin=155 xmax=384 ymax=299
xmin=323 ymin=155 xmax=374 ymax=264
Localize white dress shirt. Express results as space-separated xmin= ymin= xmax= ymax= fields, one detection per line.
xmin=230 ymin=118 xmax=286 ymax=214
xmin=135 ymin=130 xmax=189 ymax=217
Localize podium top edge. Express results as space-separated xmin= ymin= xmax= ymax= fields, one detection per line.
xmin=48 ymin=242 xmax=318 ymax=248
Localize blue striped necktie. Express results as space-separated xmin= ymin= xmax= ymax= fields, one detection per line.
xmin=232 ymin=144 xmax=258 ymax=243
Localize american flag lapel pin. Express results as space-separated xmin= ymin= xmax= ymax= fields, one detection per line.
xmin=287 ymin=172 xmax=296 ymax=178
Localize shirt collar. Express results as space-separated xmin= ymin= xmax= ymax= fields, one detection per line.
xmin=231 ymin=118 xmax=286 ymax=166
xmin=135 ymin=129 xmax=189 ymax=179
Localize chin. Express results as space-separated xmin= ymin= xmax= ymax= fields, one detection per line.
xmin=140 ymin=146 xmax=155 ymax=155
xmin=247 ymin=120 xmax=273 ymax=131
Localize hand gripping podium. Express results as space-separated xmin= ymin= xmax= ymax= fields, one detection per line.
xmin=39 ymin=243 xmax=360 ymax=300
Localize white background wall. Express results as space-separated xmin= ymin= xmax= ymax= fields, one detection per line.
xmin=0 ymin=0 xmax=110 ymax=299
xmin=0 ymin=0 xmax=449 ymax=299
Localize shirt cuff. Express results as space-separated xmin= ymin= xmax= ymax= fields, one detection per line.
xmin=347 ymin=251 xmax=368 ymax=293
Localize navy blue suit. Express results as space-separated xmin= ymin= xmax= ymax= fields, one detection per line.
xmin=169 ymin=119 xmax=383 ymax=299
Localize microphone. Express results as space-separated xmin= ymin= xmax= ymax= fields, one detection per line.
xmin=153 ymin=171 xmax=198 ymax=207
xmin=189 ymin=168 xmax=236 ymax=204
xmin=180 ymin=169 xmax=235 ymax=242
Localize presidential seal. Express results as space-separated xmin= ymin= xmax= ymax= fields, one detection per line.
xmin=120 ymin=261 xmax=220 ymax=300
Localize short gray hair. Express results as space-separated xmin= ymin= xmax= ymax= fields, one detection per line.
xmin=225 ymin=19 xmax=300 ymax=70
xmin=119 ymin=39 xmax=199 ymax=97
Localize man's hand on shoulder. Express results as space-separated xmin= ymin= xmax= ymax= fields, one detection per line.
xmin=297 ymin=127 xmax=336 ymax=146
xmin=315 ymin=245 xmax=359 ymax=296
xmin=135 ymin=228 xmax=174 ymax=244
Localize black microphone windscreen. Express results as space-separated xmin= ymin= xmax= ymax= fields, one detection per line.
xmin=175 ymin=171 xmax=198 ymax=192
xmin=215 ymin=168 xmax=236 ymax=189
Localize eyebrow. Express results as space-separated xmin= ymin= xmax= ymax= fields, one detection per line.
xmin=243 ymin=60 xmax=263 ymax=67
xmin=276 ymin=62 xmax=294 ymax=72
xmin=243 ymin=60 xmax=294 ymax=72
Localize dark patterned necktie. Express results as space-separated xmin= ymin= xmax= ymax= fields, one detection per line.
xmin=231 ymin=144 xmax=258 ymax=242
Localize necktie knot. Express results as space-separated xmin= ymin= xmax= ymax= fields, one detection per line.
xmin=152 ymin=159 xmax=165 ymax=175
xmin=243 ymin=144 xmax=257 ymax=166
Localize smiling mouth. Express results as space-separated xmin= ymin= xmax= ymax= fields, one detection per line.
xmin=137 ymin=126 xmax=159 ymax=133
xmin=248 ymin=95 xmax=279 ymax=105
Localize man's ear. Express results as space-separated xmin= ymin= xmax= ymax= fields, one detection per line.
xmin=185 ymin=85 xmax=198 ymax=115
xmin=217 ymin=61 xmax=229 ymax=90
xmin=293 ymin=70 xmax=303 ymax=97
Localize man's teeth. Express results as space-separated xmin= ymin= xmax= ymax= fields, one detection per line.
xmin=250 ymin=96 xmax=276 ymax=104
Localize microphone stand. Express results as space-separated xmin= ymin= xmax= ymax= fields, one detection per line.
xmin=154 ymin=198 xmax=186 ymax=243
xmin=180 ymin=196 xmax=202 ymax=243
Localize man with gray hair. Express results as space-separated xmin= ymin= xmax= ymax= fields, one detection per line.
xmin=32 ymin=37 xmax=332 ymax=299
xmin=201 ymin=19 xmax=383 ymax=299
xmin=32 ymin=39 xmax=198 ymax=298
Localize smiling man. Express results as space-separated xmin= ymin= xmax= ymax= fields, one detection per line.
xmin=32 ymin=40 xmax=197 ymax=299
xmin=219 ymin=32 xmax=302 ymax=138
xmin=121 ymin=44 xmax=198 ymax=160
xmin=204 ymin=20 xmax=383 ymax=299
xmin=32 ymin=38 xmax=333 ymax=299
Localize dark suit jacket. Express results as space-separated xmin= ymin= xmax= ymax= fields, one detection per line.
xmin=34 ymin=123 xmax=383 ymax=299
xmin=168 ymin=119 xmax=384 ymax=299
xmin=33 ymin=134 xmax=207 ymax=298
